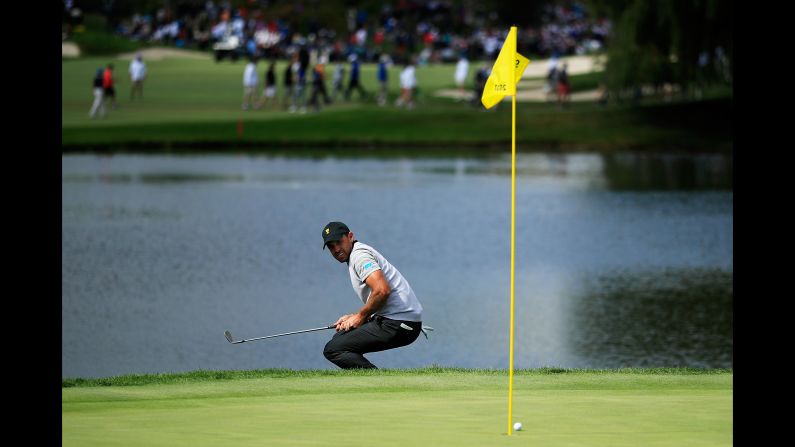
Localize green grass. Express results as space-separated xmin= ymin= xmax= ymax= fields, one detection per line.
xmin=567 ymin=70 xmax=605 ymax=92
xmin=62 ymin=55 xmax=732 ymax=152
xmin=62 ymin=367 xmax=732 ymax=447
xmin=62 ymin=366 xmax=731 ymax=387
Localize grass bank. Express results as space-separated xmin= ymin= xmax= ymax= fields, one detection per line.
xmin=64 ymin=14 xmax=149 ymax=56
xmin=62 ymin=367 xmax=732 ymax=446
xmin=62 ymin=56 xmax=732 ymax=153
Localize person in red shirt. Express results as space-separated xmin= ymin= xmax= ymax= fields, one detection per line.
xmin=374 ymin=28 xmax=384 ymax=49
xmin=102 ymin=63 xmax=118 ymax=110
xmin=556 ymin=62 xmax=570 ymax=108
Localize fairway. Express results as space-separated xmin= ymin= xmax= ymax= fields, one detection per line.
xmin=62 ymin=369 xmax=732 ymax=446
xmin=61 ymin=53 xmax=732 ymax=151
xmin=62 ymin=55 xmax=460 ymax=127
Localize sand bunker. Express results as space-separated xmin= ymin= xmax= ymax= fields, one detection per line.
xmin=62 ymin=41 xmax=81 ymax=58
xmin=117 ymin=47 xmax=211 ymax=61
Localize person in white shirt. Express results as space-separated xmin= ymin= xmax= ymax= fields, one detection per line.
xmin=321 ymin=221 xmax=424 ymax=369
xmin=242 ymin=57 xmax=258 ymax=110
xmin=454 ymin=54 xmax=469 ymax=101
xmin=544 ymin=54 xmax=559 ymax=102
xmin=396 ymin=58 xmax=416 ymax=109
xmin=128 ymin=53 xmax=147 ymax=100
xmin=330 ymin=60 xmax=345 ymax=102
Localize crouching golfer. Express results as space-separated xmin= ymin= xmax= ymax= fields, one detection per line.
xmin=322 ymin=221 xmax=423 ymax=369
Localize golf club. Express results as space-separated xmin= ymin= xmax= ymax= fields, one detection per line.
xmin=224 ymin=326 xmax=334 ymax=344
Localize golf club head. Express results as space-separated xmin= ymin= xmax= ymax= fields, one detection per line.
xmin=224 ymin=330 xmax=235 ymax=343
xmin=420 ymin=325 xmax=434 ymax=340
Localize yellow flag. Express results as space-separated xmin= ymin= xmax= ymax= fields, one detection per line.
xmin=481 ymin=27 xmax=530 ymax=109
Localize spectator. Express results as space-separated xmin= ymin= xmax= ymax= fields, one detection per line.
xmin=544 ymin=54 xmax=559 ymax=103
xmin=102 ymin=63 xmax=118 ymax=110
xmin=396 ymin=57 xmax=416 ymax=109
xmin=308 ymin=59 xmax=331 ymax=112
xmin=473 ymin=64 xmax=489 ymax=107
xmin=376 ymin=53 xmax=390 ymax=106
xmin=556 ymin=62 xmax=570 ymax=108
xmin=110 ymin=2 xmax=610 ymax=65
xmin=88 ymin=67 xmax=106 ymax=118
xmin=242 ymin=56 xmax=258 ymax=110
xmin=128 ymin=53 xmax=147 ymax=100
xmin=344 ymin=54 xmax=367 ymax=101
xmin=330 ymin=57 xmax=346 ymax=102
xmin=292 ymin=53 xmax=308 ymax=113
xmin=282 ymin=53 xmax=295 ymax=110
xmin=454 ymin=53 xmax=469 ymax=102
xmin=255 ymin=59 xmax=277 ymax=109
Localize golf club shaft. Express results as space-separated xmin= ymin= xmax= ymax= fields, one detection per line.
xmin=235 ymin=325 xmax=334 ymax=343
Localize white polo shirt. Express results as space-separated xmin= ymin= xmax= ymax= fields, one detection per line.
xmin=243 ymin=63 xmax=258 ymax=87
xmin=399 ymin=65 xmax=416 ymax=89
xmin=129 ymin=59 xmax=146 ymax=81
xmin=455 ymin=58 xmax=469 ymax=84
xmin=348 ymin=241 xmax=422 ymax=322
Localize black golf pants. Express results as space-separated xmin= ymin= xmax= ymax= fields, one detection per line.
xmin=323 ymin=316 xmax=421 ymax=369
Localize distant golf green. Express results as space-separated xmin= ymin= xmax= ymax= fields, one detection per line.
xmin=62 ymin=368 xmax=732 ymax=447
xmin=62 ymin=54 xmax=732 ymax=152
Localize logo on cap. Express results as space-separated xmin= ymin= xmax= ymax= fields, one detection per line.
xmin=322 ymin=221 xmax=350 ymax=250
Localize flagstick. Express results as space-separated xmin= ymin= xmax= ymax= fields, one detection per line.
xmin=507 ymin=79 xmax=517 ymax=435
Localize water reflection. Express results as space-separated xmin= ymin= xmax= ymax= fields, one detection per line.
xmin=413 ymin=152 xmax=732 ymax=191
xmin=564 ymin=268 xmax=733 ymax=368
xmin=62 ymin=152 xmax=733 ymax=191
xmin=602 ymin=152 xmax=733 ymax=190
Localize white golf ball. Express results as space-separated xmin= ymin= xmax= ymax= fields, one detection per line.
xmin=513 ymin=422 xmax=522 ymax=431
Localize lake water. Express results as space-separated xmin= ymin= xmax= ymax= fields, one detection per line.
xmin=62 ymin=152 xmax=733 ymax=378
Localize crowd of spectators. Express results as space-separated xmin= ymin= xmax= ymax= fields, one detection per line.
xmin=99 ymin=1 xmax=610 ymax=65
xmin=530 ymin=2 xmax=611 ymax=56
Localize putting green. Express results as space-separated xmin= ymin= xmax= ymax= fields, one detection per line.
xmin=62 ymin=369 xmax=732 ymax=446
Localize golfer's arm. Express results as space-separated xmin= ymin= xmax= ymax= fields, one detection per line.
xmin=357 ymin=270 xmax=391 ymax=317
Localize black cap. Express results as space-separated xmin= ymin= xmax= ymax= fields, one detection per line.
xmin=322 ymin=221 xmax=350 ymax=249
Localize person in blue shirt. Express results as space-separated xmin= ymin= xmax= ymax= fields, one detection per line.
xmin=308 ymin=60 xmax=331 ymax=112
xmin=376 ymin=53 xmax=390 ymax=106
xmin=344 ymin=54 xmax=367 ymax=101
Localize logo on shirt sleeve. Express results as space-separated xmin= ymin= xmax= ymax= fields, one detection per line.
xmin=357 ymin=259 xmax=379 ymax=277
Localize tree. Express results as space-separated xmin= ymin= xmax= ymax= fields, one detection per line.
xmin=587 ymin=0 xmax=732 ymax=99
